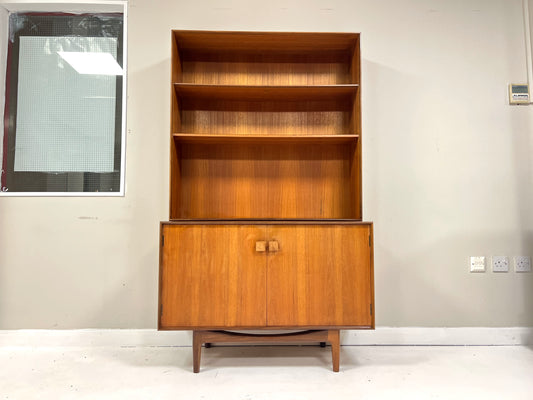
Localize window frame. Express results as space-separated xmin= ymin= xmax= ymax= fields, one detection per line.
xmin=0 ymin=1 xmax=128 ymax=196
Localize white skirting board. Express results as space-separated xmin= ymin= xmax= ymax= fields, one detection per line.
xmin=0 ymin=328 xmax=532 ymax=347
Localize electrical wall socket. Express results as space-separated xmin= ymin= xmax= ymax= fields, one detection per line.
xmin=492 ymin=256 xmax=509 ymax=272
xmin=470 ymin=256 xmax=486 ymax=272
xmin=514 ymin=256 xmax=531 ymax=272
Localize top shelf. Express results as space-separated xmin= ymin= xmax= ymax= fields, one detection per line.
xmin=173 ymin=30 xmax=359 ymax=53
xmin=172 ymin=30 xmax=361 ymax=86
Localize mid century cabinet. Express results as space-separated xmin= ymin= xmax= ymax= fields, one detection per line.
xmin=158 ymin=30 xmax=374 ymax=372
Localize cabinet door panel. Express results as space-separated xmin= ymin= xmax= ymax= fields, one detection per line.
xmin=159 ymin=224 xmax=267 ymax=328
xmin=266 ymin=225 xmax=373 ymax=327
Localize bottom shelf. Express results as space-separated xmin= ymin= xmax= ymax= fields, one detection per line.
xmin=172 ymin=141 xmax=361 ymax=219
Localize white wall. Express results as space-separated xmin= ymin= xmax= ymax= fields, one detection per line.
xmin=0 ymin=0 xmax=532 ymax=328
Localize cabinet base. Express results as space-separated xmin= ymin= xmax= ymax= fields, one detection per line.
xmin=192 ymin=329 xmax=340 ymax=373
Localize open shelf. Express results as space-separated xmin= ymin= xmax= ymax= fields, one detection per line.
xmin=174 ymin=84 xmax=358 ymax=101
xmin=173 ymin=142 xmax=359 ymax=220
xmin=172 ymin=133 xmax=359 ymax=144
xmin=172 ymin=85 xmax=358 ymax=136
xmin=173 ymin=31 xmax=360 ymax=86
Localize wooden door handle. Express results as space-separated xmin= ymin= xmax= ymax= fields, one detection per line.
xmin=268 ymin=240 xmax=279 ymax=252
xmin=255 ymin=241 xmax=267 ymax=252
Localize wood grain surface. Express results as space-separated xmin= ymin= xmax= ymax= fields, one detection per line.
xmin=266 ymin=224 xmax=373 ymax=327
xmin=159 ymin=224 xmax=267 ymax=328
xmin=173 ymin=143 xmax=358 ymax=220
xmin=159 ymin=223 xmax=374 ymax=330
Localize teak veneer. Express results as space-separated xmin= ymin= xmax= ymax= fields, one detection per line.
xmin=159 ymin=30 xmax=374 ymax=373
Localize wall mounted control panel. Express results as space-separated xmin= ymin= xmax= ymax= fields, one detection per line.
xmin=509 ymin=84 xmax=530 ymax=104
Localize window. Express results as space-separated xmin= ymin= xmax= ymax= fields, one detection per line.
xmin=0 ymin=3 xmax=127 ymax=195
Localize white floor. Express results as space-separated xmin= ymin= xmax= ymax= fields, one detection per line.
xmin=1 ymin=344 xmax=533 ymax=399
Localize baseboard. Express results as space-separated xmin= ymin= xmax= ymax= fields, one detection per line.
xmin=0 ymin=329 xmax=193 ymax=347
xmin=342 ymin=327 xmax=533 ymax=346
xmin=0 ymin=327 xmax=531 ymax=347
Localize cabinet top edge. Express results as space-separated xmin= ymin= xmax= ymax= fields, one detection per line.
xmin=161 ymin=219 xmax=373 ymax=226
xmin=171 ymin=30 xmax=360 ymax=52
xmin=171 ymin=29 xmax=360 ymax=37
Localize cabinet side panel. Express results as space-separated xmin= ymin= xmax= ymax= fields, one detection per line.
xmin=350 ymin=35 xmax=361 ymax=85
xmin=369 ymin=223 xmax=375 ymax=328
xmin=169 ymin=140 xmax=181 ymax=219
xmin=351 ymin=140 xmax=362 ymax=220
xmin=170 ymin=32 xmax=182 ymax=218
xmin=350 ymin=36 xmax=362 ymax=218
xmin=159 ymin=224 xmax=267 ymax=328
xmin=171 ymin=31 xmax=182 ymax=82
xmin=266 ymin=225 xmax=372 ymax=327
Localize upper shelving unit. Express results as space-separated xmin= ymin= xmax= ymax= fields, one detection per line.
xmin=169 ymin=31 xmax=362 ymax=220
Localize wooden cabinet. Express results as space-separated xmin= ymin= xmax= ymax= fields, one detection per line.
xmin=159 ymin=30 xmax=373 ymax=372
xmin=159 ymin=222 xmax=373 ymax=329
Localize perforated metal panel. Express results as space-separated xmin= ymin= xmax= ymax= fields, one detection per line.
xmin=1 ymin=13 xmax=124 ymax=194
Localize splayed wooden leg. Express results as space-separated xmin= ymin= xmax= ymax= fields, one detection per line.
xmin=328 ymin=329 xmax=340 ymax=372
xmin=192 ymin=330 xmax=202 ymax=373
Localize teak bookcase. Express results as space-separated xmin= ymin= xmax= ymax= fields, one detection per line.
xmin=159 ymin=30 xmax=374 ymax=373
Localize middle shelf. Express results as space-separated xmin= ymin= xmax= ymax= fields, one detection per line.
xmin=172 ymin=84 xmax=360 ymax=136
xmin=172 ymin=133 xmax=359 ymax=144
xmin=173 ymin=83 xmax=359 ymax=101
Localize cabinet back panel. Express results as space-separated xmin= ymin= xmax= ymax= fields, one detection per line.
xmin=179 ymin=98 xmax=353 ymax=135
xmin=174 ymin=143 xmax=357 ymax=219
xmin=181 ymin=56 xmax=352 ymax=86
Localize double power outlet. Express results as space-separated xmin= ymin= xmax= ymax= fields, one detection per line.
xmin=470 ymin=256 xmax=531 ymax=273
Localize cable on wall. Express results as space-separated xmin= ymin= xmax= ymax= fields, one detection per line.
xmin=523 ymin=0 xmax=533 ymax=103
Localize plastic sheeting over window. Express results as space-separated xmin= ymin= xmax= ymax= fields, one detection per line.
xmin=1 ymin=12 xmax=125 ymax=194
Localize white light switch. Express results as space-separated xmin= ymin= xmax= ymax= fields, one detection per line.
xmin=470 ymin=256 xmax=486 ymax=272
